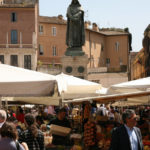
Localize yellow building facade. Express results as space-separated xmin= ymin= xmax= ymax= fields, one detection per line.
xmin=0 ymin=0 xmax=39 ymax=70
xmin=131 ymin=49 xmax=145 ymax=80
xmin=38 ymin=16 xmax=129 ymax=73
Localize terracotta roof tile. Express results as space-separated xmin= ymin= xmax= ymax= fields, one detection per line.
xmin=99 ymin=30 xmax=128 ymax=36
xmin=0 ymin=4 xmax=34 ymax=8
xmin=39 ymin=16 xmax=66 ymax=24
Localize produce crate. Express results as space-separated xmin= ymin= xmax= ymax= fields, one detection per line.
xmin=50 ymin=124 xmax=71 ymax=136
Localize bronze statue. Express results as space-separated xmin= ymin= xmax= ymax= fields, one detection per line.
xmin=143 ymin=24 xmax=150 ymax=76
xmin=65 ymin=0 xmax=85 ymax=56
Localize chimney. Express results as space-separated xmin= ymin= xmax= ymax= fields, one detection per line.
xmin=84 ymin=21 xmax=91 ymax=28
xmin=58 ymin=14 xmax=63 ymax=20
xmin=92 ymin=23 xmax=99 ymax=32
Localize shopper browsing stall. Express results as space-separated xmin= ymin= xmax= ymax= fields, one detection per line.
xmin=19 ymin=113 xmax=45 ymax=150
xmin=48 ymin=107 xmax=71 ymax=146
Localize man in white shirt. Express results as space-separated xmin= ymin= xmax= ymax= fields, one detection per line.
xmin=109 ymin=109 xmax=144 ymax=150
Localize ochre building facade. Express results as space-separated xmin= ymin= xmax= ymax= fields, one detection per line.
xmin=38 ymin=16 xmax=129 ymax=72
xmin=131 ymin=49 xmax=145 ymax=80
xmin=38 ymin=16 xmax=130 ymax=86
xmin=0 ymin=0 xmax=38 ymax=70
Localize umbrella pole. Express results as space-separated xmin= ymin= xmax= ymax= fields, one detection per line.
xmin=5 ymin=100 xmax=8 ymax=111
xmin=0 ymin=97 xmax=2 ymax=109
xmin=148 ymin=95 xmax=150 ymax=105
xmin=60 ymin=91 xmax=64 ymax=107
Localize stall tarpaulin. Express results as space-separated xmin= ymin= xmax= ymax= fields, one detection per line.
xmin=112 ymin=101 xmax=148 ymax=107
xmin=1 ymin=97 xmax=59 ymax=106
xmin=55 ymin=73 xmax=102 ymax=99
xmin=107 ymin=77 xmax=150 ymax=104
xmin=63 ymin=90 xmax=150 ymax=104
xmin=0 ymin=64 xmax=60 ymax=107
xmin=63 ymin=77 xmax=150 ymax=105
xmin=0 ymin=64 xmax=56 ymax=97
xmin=107 ymin=77 xmax=150 ymax=94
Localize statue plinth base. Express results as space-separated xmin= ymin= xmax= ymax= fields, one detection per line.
xmin=65 ymin=47 xmax=85 ymax=56
xmin=61 ymin=53 xmax=88 ymax=79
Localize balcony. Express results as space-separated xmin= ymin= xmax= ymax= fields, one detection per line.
xmin=0 ymin=44 xmax=34 ymax=49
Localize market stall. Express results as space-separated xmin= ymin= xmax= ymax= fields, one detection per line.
xmin=0 ymin=64 xmax=60 ymax=108
xmin=55 ymin=73 xmax=102 ymax=100
xmin=0 ymin=64 xmax=56 ymax=97
xmin=62 ymin=88 xmax=150 ymax=149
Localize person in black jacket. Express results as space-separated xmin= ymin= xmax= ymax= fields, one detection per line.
xmin=48 ymin=107 xmax=71 ymax=146
xmin=109 ymin=109 xmax=144 ymax=150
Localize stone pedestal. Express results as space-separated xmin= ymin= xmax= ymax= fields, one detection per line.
xmin=61 ymin=54 xmax=88 ymax=79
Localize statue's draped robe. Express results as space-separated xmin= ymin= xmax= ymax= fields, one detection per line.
xmin=66 ymin=4 xmax=85 ymax=48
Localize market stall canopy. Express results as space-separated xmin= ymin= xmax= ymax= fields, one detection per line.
xmin=63 ymin=77 xmax=150 ymax=104
xmin=1 ymin=96 xmax=59 ymax=106
xmin=63 ymin=90 xmax=150 ymax=104
xmin=112 ymin=100 xmax=149 ymax=107
xmin=107 ymin=77 xmax=150 ymax=104
xmin=107 ymin=77 xmax=150 ymax=94
xmin=0 ymin=64 xmax=57 ymax=97
xmin=55 ymin=73 xmax=102 ymax=99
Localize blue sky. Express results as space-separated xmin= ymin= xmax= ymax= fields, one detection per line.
xmin=39 ymin=0 xmax=150 ymax=52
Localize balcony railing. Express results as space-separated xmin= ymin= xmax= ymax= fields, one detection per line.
xmin=0 ymin=44 xmax=34 ymax=48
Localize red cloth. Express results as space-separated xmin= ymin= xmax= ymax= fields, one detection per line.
xmin=12 ymin=113 xmax=16 ymax=118
xmin=16 ymin=113 xmax=25 ymax=123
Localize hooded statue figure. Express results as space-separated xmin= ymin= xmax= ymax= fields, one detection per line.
xmin=66 ymin=0 xmax=85 ymax=56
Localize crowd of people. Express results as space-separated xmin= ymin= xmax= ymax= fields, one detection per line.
xmin=0 ymin=104 xmax=149 ymax=150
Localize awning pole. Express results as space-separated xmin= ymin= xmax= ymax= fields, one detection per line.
xmin=0 ymin=97 xmax=2 ymax=109
xmin=61 ymin=91 xmax=64 ymax=107
xmin=148 ymin=95 xmax=150 ymax=104
xmin=5 ymin=100 xmax=8 ymax=111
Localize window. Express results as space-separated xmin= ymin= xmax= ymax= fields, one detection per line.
xmin=94 ymin=42 xmax=96 ymax=49
xmin=119 ymin=57 xmax=123 ymax=65
xmin=11 ymin=55 xmax=18 ymax=66
xmin=39 ymin=25 xmax=43 ymax=34
xmin=115 ymin=42 xmax=119 ymax=51
xmin=11 ymin=30 xmax=18 ymax=44
xmin=0 ymin=55 xmax=4 ymax=64
xmin=90 ymin=41 xmax=92 ymax=49
xmin=11 ymin=12 xmax=17 ymax=22
xmin=52 ymin=27 xmax=56 ymax=36
xmin=101 ymin=43 xmax=104 ymax=51
xmin=52 ymin=46 xmax=57 ymax=56
xmin=24 ymin=55 xmax=31 ymax=69
xmin=39 ymin=44 xmax=44 ymax=55
xmin=106 ymin=58 xmax=110 ymax=64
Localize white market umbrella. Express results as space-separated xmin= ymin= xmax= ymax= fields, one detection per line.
xmin=55 ymin=73 xmax=102 ymax=99
xmin=0 ymin=64 xmax=56 ymax=97
xmin=63 ymin=77 xmax=150 ymax=104
xmin=107 ymin=77 xmax=150 ymax=104
xmin=107 ymin=77 xmax=150 ymax=94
